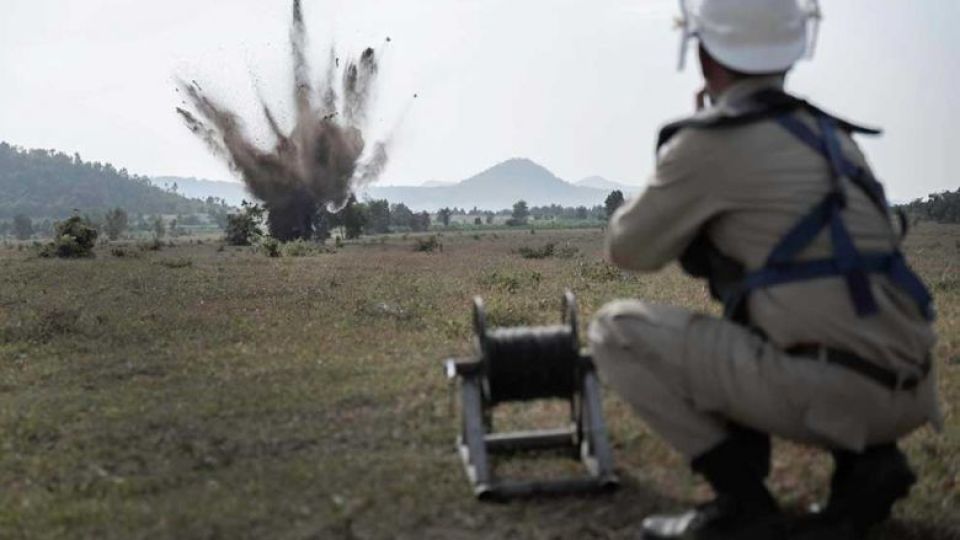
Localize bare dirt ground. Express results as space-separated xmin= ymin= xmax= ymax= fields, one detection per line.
xmin=0 ymin=225 xmax=957 ymax=539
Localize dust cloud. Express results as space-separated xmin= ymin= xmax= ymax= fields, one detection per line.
xmin=177 ymin=0 xmax=388 ymax=240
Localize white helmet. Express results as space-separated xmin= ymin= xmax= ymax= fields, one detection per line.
xmin=676 ymin=0 xmax=822 ymax=73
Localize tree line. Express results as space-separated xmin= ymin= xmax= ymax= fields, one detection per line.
xmin=899 ymin=188 xmax=960 ymax=224
xmin=222 ymin=191 xmax=628 ymax=246
xmin=0 ymin=142 xmax=231 ymax=219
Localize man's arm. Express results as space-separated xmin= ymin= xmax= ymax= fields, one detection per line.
xmin=606 ymin=130 xmax=726 ymax=272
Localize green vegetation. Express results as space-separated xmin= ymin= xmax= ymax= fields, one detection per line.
xmin=900 ymin=188 xmax=960 ymax=223
xmin=38 ymin=215 xmax=99 ymax=258
xmin=0 ymin=226 xmax=957 ymax=538
xmin=605 ymin=189 xmax=625 ymax=220
xmin=103 ymin=208 xmax=129 ymax=241
xmin=0 ymin=142 xmax=231 ymax=220
xmin=224 ymin=202 xmax=265 ymax=247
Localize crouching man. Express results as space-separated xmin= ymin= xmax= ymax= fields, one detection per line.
xmin=588 ymin=1 xmax=942 ymax=538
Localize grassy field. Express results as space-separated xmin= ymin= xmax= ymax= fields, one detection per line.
xmin=0 ymin=225 xmax=957 ymax=539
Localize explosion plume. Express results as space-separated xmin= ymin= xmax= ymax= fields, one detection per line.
xmin=177 ymin=0 xmax=387 ymax=241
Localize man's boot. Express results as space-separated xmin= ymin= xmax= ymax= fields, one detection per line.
xmin=790 ymin=444 xmax=917 ymax=540
xmin=641 ymin=429 xmax=783 ymax=540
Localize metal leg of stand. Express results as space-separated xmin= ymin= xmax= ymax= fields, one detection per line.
xmin=580 ymin=368 xmax=618 ymax=485
xmin=458 ymin=376 xmax=492 ymax=497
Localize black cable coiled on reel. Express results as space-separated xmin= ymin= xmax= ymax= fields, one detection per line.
xmin=474 ymin=292 xmax=582 ymax=405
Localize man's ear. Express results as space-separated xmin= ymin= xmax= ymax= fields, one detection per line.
xmin=698 ymin=44 xmax=715 ymax=80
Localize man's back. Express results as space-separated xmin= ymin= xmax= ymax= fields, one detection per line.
xmin=606 ymin=77 xmax=935 ymax=373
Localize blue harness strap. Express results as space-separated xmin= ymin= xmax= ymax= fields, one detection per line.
xmin=724 ymin=113 xmax=935 ymax=321
xmin=775 ymin=115 xmax=891 ymax=216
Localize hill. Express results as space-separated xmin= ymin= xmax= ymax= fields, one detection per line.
xmin=365 ymin=158 xmax=616 ymax=211
xmin=575 ymin=175 xmax=641 ymax=195
xmin=0 ymin=142 xmax=228 ymax=219
xmin=153 ymin=176 xmax=251 ymax=207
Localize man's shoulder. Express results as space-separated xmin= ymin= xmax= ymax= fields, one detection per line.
xmin=656 ymin=91 xmax=881 ymax=155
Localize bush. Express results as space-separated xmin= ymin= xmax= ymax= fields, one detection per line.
xmin=158 ymin=258 xmax=192 ymax=269
xmin=138 ymin=238 xmax=164 ymax=252
xmin=413 ymin=235 xmax=441 ymax=253
xmin=576 ymin=260 xmax=623 ymax=282
xmin=478 ymin=270 xmax=543 ymax=293
xmin=225 ymin=202 xmax=264 ymax=246
xmin=555 ymin=243 xmax=580 ymax=259
xmin=517 ymin=242 xmax=556 ymax=259
xmin=39 ymin=216 xmax=99 ymax=258
xmin=282 ymin=239 xmax=315 ymax=257
xmin=260 ymin=237 xmax=282 ymax=258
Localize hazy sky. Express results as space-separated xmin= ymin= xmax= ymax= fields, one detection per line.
xmin=1 ymin=0 xmax=957 ymax=201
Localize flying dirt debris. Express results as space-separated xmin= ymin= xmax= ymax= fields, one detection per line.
xmin=177 ymin=0 xmax=388 ymax=241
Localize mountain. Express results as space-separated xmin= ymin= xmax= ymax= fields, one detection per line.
xmin=146 ymin=159 xmax=634 ymax=213
xmin=365 ymin=158 xmax=615 ymax=211
xmin=0 ymin=142 xmax=228 ymax=219
xmin=153 ymin=176 xmax=251 ymax=207
xmin=575 ymin=176 xmax=641 ymax=195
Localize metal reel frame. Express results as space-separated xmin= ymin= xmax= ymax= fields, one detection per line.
xmin=446 ymin=291 xmax=618 ymax=500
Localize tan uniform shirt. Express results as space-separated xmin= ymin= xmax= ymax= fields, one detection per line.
xmin=607 ymin=77 xmax=937 ymax=377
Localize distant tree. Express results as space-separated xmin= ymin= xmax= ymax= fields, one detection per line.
xmin=366 ymin=199 xmax=391 ymax=234
xmin=899 ymin=188 xmax=960 ymax=224
xmin=169 ymin=218 xmax=182 ymax=238
xmin=486 ymin=214 xmax=494 ymax=225
xmin=474 ymin=217 xmax=483 ymax=225
xmin=411 ymin=211 xmax=431 ymax=232
xmin=0 ymin=143 xmax=226 ymax=219
xmin=152 ymin=216 xmax=166 ymax=239
xmin=36 ymin=219 xmax=54 ymax=238
xmin=179 ymin=213 xmax=203 ymax=227
xmin=134 ymin=214 xmax=151 ymax=232
xmin=604 ymin=190 xmax=625 ymax=220
xmin=510 ymin=200 xmax=530 ymax=226
xmin=103 ymin=207 xmax=129 ymax=240
xmin=390 ymin=203 xmax=415 ymax=230
xmin=437 ymin=208 xmax=453 ymax=228
xmin=12 ymin=214 xmax=33 ymax=240
xmin=313 ymin=208 xmax=332 ymax=242
xmin=224 ymin=202 xmax=264 ymax=246
xmin=340 ymin=198 xmax=368 ymax=239
xmin=575 ymin=206 xmax=588 ymax=220
xmin=208 ymin=206 xmax=230 ymax=230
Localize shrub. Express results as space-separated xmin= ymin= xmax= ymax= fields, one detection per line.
xmin=414 ymin=235 xmax=441 ymax=253
xmin=282 ymin=239 xmax=315 ymax=257
xmin=555 ymin=244 xmax=580 ymax=259
xmin=577 ymin=260 xmax=622 ymax=282
xmin=260 ymin=237 xmax=282 ymax=258
xmin=225 ymin=202 xmax=264 ymax=246
xmin=517 ymin=242 xmax=556 ymax=259
xmin=138 ymin=238 xmax=164 ymax=252
xmin=478 ymin=270 xmax=543 ymax=293
xmin=39 ymin=216 xmax=99 ymax=258
xmin=158 ymin=258 xmax=192 ymax=269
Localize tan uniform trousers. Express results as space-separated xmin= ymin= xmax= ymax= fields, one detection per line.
xmin=588 ymin=300 xmax=940 ymax=460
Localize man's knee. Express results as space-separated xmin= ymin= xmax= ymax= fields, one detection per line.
xmin=589 ymin=299 xmax=694 ymax=351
